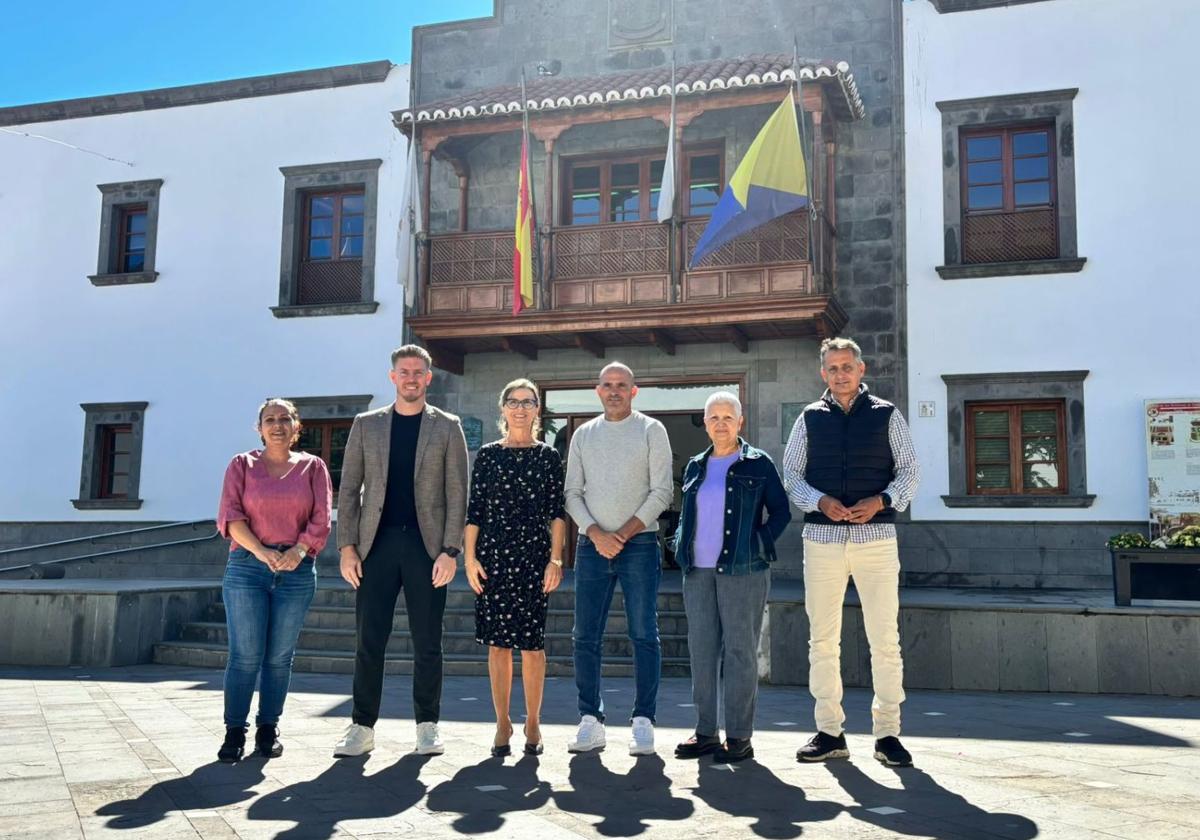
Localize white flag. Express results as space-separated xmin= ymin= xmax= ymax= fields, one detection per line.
xmin=397 ymin=138 xmax=424 ymax=307
xmin=656 ymin=65 xmax=677 ymax=224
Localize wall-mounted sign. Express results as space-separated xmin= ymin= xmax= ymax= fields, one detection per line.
xmin=1145 ymin=399 xmax=1200 ymax=538
xmin=462 ymin=416 xmax=484 ymax=452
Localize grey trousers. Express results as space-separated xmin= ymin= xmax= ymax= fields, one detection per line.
xmin=682 ymin=567 xmax=770 ymax=740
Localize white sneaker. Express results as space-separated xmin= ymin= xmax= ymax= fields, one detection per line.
xmin=333 ymin=723 xmax=374 ymax=757
xmin=629 ymin=716 xmax=655 ymax=756
xmin=568 ymin=715 xmax=607 ymax=753
xmin=415 ymin=722 xmax=444 ymax=755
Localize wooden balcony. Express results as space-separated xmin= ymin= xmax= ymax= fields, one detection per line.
xmin=409 ymin=212 xmax=844 ymax=374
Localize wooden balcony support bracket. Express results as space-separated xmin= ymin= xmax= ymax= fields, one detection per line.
xmin=574 ymin=333 xmax=606 ymax=358
xmin=428 ymin=343 xmax=465 ymax=376
xmin=649 ymin=329 xmax=676 ymax=356
xmin=725 ymin=325 xmax=749 ymax=354
xmin=500 ymin=336 xmax=539 ymax=361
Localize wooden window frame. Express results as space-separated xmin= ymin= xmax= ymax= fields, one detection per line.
xmin=295 ymin=418 xmax=353 ymax=494
xmin=302 ymin=189 xmax=365 ymax=265
xmin=97 ymin=423 xmax=133 ymax=499
xmin=560 ymin=143 xmax=724 ymax=226
xmin=959 ymin=123 xmax=1058 ymax=260
xmin=115 ymin=205 xmax=148 ymax=273
xmin=682 ymin=147 xmax=724 ymax=218
xmin=965 ymin=399 xmax=1067 ymax=496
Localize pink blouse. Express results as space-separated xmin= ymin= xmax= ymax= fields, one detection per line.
xmin=217 ymin=451 xmax=333 ymax=553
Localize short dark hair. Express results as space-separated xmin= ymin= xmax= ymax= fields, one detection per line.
xmin=391 ymin=344 xmax=433 ymax=368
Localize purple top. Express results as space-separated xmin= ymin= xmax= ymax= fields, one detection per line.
xmin=217 ymin=451 xmax=333 ymax=553
xmin=692 ymin=452 xmax=739 ymax=569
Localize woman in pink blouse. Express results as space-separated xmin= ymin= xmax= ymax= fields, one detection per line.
xmin=215 ymin=398 xmax=332 ymax=763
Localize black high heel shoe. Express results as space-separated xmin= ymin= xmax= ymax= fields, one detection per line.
xmin=491 ymin=723 xmax=513 ymax=758
xmin=523 ymin=723 xmax=543 ymax=755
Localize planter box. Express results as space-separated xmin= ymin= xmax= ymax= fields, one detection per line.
xmin=1110 ymin=548 xmax=1200 ymax=606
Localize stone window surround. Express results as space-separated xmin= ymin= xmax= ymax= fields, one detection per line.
xmin=272 ymin=159 xmax=382 ymax=318
xmin=89 ymin=179 xmax=162 ymax=287
xmin=935 ymin=89 xmax=1086 ymax=280
xmin=941 ymin=371 xmax=1094 ymax=508
xmin=928 ymin=0 xmax=1055 ymax=12
xmin=286 ymin=395 xmax=373 ymax=422
xmin=73 ymin=402 xmax=149 ymax=510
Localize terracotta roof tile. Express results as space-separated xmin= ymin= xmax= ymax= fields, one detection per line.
xmin=398 ymin=54 xmax=863 ymax=125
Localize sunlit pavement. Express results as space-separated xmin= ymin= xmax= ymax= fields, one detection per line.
xmin=1 ymin=665 xmax=1198 ymax=839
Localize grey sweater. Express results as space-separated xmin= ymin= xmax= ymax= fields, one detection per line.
xmin=564 ymin=410 xmax=673 ymax=534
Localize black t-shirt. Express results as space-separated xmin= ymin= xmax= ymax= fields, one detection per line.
xmin=380 ymin=410 xmax=423 ymax=530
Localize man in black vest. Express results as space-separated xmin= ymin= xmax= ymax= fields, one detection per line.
xmin=783 ymin=337 xmax=920 ymax=767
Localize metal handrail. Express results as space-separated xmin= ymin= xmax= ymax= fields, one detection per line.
xmin=0 ymin=519 xmax=213 ymax=556
xmin=0 ymin=532 xmax=221 ymax=577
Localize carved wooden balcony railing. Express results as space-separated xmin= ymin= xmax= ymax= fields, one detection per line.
xmin=422 ymin=211 xmax=833 ymax=317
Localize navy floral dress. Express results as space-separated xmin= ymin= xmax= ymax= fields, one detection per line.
xmin=467 ymin=441 xmax=566 ymax=651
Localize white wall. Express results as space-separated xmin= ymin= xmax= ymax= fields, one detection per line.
xmin=903 ymin=0 xmax=1200 ymax=522
xmin=0 ymin=66 xmax=411 ymax=522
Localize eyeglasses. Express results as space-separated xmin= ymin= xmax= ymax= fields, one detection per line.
xmin=503 ymin=398 xmax=539 ymax=410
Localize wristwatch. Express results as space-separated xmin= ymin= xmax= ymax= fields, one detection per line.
xmin=549 ymin=556 xmax=564 ymax=568
xmin=441 ymin=546 xmax=461 ymax=559
xmin=296 ymin=546 xmax=308 ymax=560
xmin=879 ymin=493 xmax=893 ymax=510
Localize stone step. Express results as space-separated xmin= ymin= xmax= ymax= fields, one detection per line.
xmin=180 ymin=621 xmax=691 ymax=658
xmin=203 ymin=604 xmax=691 ymax=636
xmin=152 ymin=641 xmax=692 ymax=677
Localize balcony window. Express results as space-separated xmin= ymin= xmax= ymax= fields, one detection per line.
xmin=562 ymin=146 xmax=723 ymax=225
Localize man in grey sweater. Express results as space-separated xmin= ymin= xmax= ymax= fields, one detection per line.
xmin=564 ymin=362 xmax=673 ymax=755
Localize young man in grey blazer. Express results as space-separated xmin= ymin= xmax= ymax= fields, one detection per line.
xmin=333 ymin=344 xmax=468 ymax=757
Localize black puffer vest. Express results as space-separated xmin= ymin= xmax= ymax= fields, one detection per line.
xmin=803 ymin=388 xmax=895 ymax=525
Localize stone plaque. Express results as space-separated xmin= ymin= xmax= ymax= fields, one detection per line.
xmin=608 ymin=0 xmax=673 ymax=50
xmin=462 ymin=416 xmax=484 ymax=451
xmin=781 ymin=402 xmax=806 ymax=445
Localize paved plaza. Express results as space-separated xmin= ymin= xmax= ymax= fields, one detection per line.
xmin=1 ymin=665 xmax=1198 ymax=839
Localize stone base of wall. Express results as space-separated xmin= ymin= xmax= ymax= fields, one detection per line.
xmin=896 ymin=520 xmax=1141 ymax=590
xmin=0 ymin=580 xmax=219 ymax=667
xmin=767 ymin=590 xmax=1200 ymax=697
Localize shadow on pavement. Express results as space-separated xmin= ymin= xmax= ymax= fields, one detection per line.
xmin=94 ymin=760 xmax=264 ymax=829
xmin=424 ymin=754 xmax=552 ymax=833
xmin=246 ymin=753 xmax=430 ymax=840
xmin=825 ymin=760 xmax=1038 ymax=839
xmin=552 ymin=752 xmax=694 ymax=836
xmin=693 ymin=758 xmax=842 ymax=838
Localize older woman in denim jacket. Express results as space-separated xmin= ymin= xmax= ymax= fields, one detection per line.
xmin=672 ymin=391 xmax=791 ymax=763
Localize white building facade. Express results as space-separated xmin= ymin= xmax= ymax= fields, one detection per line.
xmin=0 ymin=62 xmax=412 ymax=547
xmin=901 ymin=0 xmax=1199 ymax=587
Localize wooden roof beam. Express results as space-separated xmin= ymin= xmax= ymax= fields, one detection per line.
xmin=649 ymin=329 xmax=676 ymax=356
xmin=726 ymin=325 xmax=749 ymax=353
xmin=574 ymin=333 xmax=606 ymax=358
xmin=500 ymin=336 xmax=538 ymax=361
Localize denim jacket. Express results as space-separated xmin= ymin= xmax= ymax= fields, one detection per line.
xmin=673 ymin=438 xmax=792 ymax=575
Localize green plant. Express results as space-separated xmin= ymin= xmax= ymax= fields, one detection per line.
xmin=1106 ymin=532 xmax=1150 ymax=550
xmin=1167 ymin=525 xmax=1200 ymax=549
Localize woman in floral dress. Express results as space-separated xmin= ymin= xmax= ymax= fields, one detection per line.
xmin=464 ymin=378 xmax=566 ymax=757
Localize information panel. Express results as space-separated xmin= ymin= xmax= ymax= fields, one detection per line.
xmin=1146 ymin=399 xmax=1200 ymax=538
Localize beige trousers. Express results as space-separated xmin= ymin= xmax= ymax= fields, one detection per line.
xmin=803 ymin=537 xmax=904 ymax=738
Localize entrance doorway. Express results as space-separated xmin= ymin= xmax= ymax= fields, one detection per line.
xmin=540 ymin=377 xmax=744 ymax=567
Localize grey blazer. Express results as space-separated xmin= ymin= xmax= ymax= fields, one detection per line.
xmin=336 ymin=402 xmax=469 ymax=562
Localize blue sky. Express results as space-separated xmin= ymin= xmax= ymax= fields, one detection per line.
xmin=1 ymin=0 xmax=495 ymax=107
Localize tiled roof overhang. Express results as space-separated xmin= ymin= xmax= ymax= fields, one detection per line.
xmin=397 ymin=54 xmax=864 ymax=128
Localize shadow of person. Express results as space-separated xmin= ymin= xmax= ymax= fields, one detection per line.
xmin=825 ymin=760 xmax=1038 ymax=840
xmin=424 ymin=754 xmax=552 ymax=833
xmin=246 ymin=753 xmax=431 ymax=840
xmin=552 ymin=753 xmax=694 ymax=837
xmin=693 ymin=759 xmax=843 ymax=839
xmin=94 ymin=760 xmax=266 ymax=829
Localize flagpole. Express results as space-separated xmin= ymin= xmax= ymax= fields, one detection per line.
xmin=519 ymin=67 xmax=542 ymax=308
xmin=792 ymin=37 xmax=819 ymax=277
xmin=664 ymin=54 xmax=679 ymax=301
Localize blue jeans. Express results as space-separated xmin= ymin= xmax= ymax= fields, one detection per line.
xmin=573 ymin=532 xmax=661 ymax=723
xmin=222 ymin=546 xmax=316 ymax=728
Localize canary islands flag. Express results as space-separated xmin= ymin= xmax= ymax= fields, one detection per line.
xmin=688 ymin=94 xmax=808 ymax=269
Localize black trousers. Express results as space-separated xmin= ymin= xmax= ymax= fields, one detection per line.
xmin=352 ymin=526 xmax=447 ymax=726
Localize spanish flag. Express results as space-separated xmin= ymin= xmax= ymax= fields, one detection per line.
xmin=512 ymin=133 xmax=536 ymax=314
xmin=689 ymin=93 xmax=808 ymax=268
